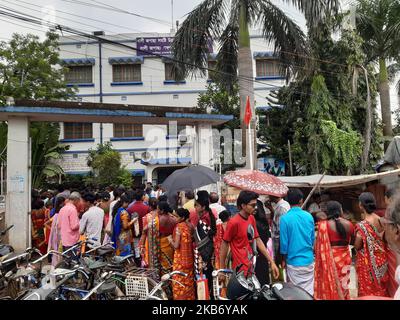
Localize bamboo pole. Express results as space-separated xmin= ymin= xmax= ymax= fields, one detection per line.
xmin=301 ymin=172 xmax=326 ymax=210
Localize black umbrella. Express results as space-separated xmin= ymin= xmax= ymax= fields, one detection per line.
xmin=162 ymin=165 xmax=220 ymax=192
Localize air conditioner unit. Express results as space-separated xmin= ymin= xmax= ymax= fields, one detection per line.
xmin=178 ymin=134 xmax=192 ymax=144
xmin=141 ymin=151 xmax=152 ymax=162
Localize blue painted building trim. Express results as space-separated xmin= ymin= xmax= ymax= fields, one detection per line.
xmin=61 ymin=58 xmax=96 ymax=65
xmin=255 ymin=76 xmax=285 ymax=81
xmin=110 ymin=137 xmax=145 ymax=141
xmin=130 ymin=169 xmax=145 ymax=176
xmin=0 ymin=106 xmax=155 ymax=118
xmin=66 ymin=83 xmax=95 ymax=88
xmin=74 ymin=86 xmax=279 ymax=98
xmin=108 ymin=56 xmax=144 ymax=64
xmin=163 ymin=80 xmax=187 ymax=85
xmin=59 ymin=138 xmax=95 ymax=143
xmin=141 ymin=157 xmax=192 ymax=165
xmin=61 ymin=146 xmax=192 ymax=154
xmin=110 ymin=82 xmax=143 ymax=86
xmin=253 ymin=51 xmax=277 ymax=59
xmin=166 ymin=113 xmax=234 ymax=121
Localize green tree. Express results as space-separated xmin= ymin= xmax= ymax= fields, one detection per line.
xmin=172 ymin=0 xmax=340 ymax=168
xmin=356 ymin=0 xmax=400 ymax=144
xmin=0 ymin=32 xmax=76 ymax=188
xmin=197 ymin=82 xmax=241 ymax=172
xmin=86 ymin=142 xmax=132 ymax=188
xmin=259 ymin=16 xmax=382 ymax=175
xmin=30 ymin=122 xmax=69 ymax=189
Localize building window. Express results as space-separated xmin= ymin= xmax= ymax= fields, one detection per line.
xmin=64 ymin=123 xmax=93 ymax=139
xmin=208 ymin=60 xmax=217 ymax=81
xmin=65 ymin=65 xmax=93 ymax=83
xmin=112 ymin=64 xmax=141 ymax=82
xmin=255 ymin=59 xmax=283 ymax=77
xmin=114 ymin=124 xmax=143 ymax=138
xmin=164 ymin=62 xmax=184 ymax=81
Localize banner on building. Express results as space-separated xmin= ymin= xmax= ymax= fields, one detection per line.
xmin=258 ymin=157 xmax=285 ymax=176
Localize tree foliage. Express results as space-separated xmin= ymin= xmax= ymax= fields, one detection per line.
xmin=260 ymin=16 xmax=382 ymax=175
xmin=86 ymin=142 xmax=132 ymax=188
xmin=0 ymin=32 xmax=75 ymax=188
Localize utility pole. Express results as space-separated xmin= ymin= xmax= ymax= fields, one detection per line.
xmin=171 ymin=0 xmax=175 ymax=33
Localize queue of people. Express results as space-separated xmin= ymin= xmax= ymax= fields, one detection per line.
xmin=30 ymin=182 xmax=400 ymax=300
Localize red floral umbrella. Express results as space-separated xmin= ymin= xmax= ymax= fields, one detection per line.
xmin=223 ymin=169 xmax=288 ymax=197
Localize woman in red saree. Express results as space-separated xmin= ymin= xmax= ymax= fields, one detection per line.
xmin=169 ymin=208 xmax=195 ymax=300
xmin=314 ymin=201 xmax=354 ymax=300
xmin=354 ymin=192 xmax=389 ymax=297
xmin=31 ymin=198 xmax=47 ymax=254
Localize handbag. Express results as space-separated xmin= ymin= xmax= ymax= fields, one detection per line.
xmin=131 ymin=212 xmax=140 ymax=237
xmin=194 ymin=224 xmax=214 ymax=263
xmin=196 ymin=274 xmax=210 ymax=300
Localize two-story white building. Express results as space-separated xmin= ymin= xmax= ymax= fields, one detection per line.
xmin=58 ymin=31 xmax=286 ymax=185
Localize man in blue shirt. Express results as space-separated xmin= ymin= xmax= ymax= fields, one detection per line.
xmin=280 ymin=188 xmax=315 ymax=296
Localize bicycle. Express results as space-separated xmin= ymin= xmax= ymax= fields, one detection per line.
xmin=144 ymin=271 xmax=187 ymax=300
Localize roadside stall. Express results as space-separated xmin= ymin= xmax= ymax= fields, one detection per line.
xmin=279 ymin=169 xmax=400 ymax=221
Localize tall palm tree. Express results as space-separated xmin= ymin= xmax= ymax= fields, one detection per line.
xmin=356 ymin=0 xmax=400 ymax=147
xmin=172 ymin=0 xmax=340 ymax=169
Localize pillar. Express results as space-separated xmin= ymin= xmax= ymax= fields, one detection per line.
xmin=5 ymin=117 xmax=30 ymax=252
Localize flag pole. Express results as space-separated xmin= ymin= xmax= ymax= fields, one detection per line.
xmin=249 ymin=121 xmax=253 ymax=170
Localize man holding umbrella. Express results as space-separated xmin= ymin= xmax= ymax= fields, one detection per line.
xmin=219 ymin=190 xmax=279 ymax=282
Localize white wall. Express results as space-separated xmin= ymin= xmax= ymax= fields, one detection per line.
xmin=58 ymin=32 xmax=286 ymax=177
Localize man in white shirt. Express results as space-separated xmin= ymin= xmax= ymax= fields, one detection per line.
xmin=80 ymin=192 xmax=105 ymax=248
xmin=209 ymin=192 xmax=227 ymax=216
xmin=265 ymin=195 xmax=290 ymax=266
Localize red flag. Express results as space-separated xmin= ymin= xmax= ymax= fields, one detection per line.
xmin=244 ymin=96 xmax=252 ymax=127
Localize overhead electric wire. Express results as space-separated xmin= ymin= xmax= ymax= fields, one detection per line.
xmin=0 ymin=4 xmax=369 ymax=101
xmin=60 ymin=0 xmax=171 ymax=26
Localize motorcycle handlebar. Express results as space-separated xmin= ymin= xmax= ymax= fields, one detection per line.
xmin=212 ymin=269 xmax=233 ymax=277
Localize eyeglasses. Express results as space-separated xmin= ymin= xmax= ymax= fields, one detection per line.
xmin=247 ymin=203 xmax=257 ymax=208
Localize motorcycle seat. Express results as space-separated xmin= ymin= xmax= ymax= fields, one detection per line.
xmin=96 ymin=281 xmax=116 ymax=295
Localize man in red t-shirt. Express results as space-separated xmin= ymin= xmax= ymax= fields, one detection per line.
xmin=220 ymin=190 xmax=279 ymax=280
xmin=127 ymin=190 xmax=150 ymax=265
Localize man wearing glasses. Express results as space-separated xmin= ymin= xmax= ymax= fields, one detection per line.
xmin=381 ymin=193 xmax=400 ymax=300
xmin=219 ymin=190 xmax=279 ymax=281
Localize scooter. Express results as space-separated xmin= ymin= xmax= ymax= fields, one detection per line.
xmin=212 ymin=224 xmax=314 ymax=301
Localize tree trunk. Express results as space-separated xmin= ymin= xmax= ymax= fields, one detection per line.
xmin=238 ymin=2 xmax=255 ymax=169
xmin=361 ymin=66 xmax=372 ymax=173
xmin=378 ymin=58 xmax=393 ymax=150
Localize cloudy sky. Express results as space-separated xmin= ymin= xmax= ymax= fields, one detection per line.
xmin=0 ymin=0 xmax=307 ymax=40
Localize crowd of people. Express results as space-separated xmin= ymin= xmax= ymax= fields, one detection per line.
xmin=29 ymin=182 xmax=400 ymax=300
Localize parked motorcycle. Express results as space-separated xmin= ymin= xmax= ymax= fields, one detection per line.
xmin=213 ymin=223 xmax=313 ymax=301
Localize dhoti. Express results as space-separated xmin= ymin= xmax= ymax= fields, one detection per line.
xmin=287 ymin=263 xmax=315 ymax=296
